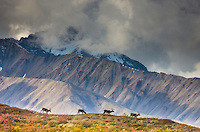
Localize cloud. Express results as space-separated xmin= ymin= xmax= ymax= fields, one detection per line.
xmin=179 ymin=62 xmax=200 ymax=78
xmin=0 ymin=0 xmax=134 ymax=53
xmin=125 ymin=0 xmax=200 ymax=77
xmin=0 ymin=0 xmax=200 ymax=78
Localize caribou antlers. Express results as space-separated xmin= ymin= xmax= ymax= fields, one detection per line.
xmin=41 ymin=108 xmax=51 ymax=114
xmin=78 ymin=109 xmax=86 ymax=114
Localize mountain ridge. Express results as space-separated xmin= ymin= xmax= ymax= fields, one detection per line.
xmin=18 ymin=34 xmax=148 ymax=71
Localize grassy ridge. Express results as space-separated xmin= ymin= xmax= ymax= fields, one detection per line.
xmin=0 ymin=104 xmax=199 ymax=132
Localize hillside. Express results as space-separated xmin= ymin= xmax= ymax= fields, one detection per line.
xmin=0 ymin=38 xmax=200 ymax=127
xmin=0 ymin=104 xmax=199 ymax=132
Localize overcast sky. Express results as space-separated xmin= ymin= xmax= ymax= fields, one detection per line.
xmin=0 ymin=0 xmax=200 ymax=78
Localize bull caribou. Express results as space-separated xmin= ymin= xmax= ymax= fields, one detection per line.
xmin=130 ymin=113 xmax=140 ymax=118
xmin=78 ymin=109 xmax=86 ymax=114
xmin=41 ymin=108 xmax=51 ymax=113
xmin=103 ymin=109 xmax=114 ymax=114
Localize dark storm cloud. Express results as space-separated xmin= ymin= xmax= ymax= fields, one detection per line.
xmin=0 ymin=0 xmax=200 ymax=78
xmin=83 ymin=0 xmax=102 ymax=20
xmin=125 ymin=0 xmax=200 ymax=77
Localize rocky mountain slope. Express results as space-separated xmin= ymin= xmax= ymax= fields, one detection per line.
xmin=0 ymin=76 xmax=133 ymax=115
xmin=0 ymin=38 xmax=200 ymax=127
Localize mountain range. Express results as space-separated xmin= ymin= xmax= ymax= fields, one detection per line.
xmin=0 ymin=34 xmax=200 ymax=127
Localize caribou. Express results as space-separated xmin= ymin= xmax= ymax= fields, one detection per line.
xmin=78 ymin=109 xmax=86 ymax=114
xmin=103 ymin=109 xmax=114 ymax=114
xmin=130 ymin=113 xmax=140 ymax=118
xmin=41 ymin=108 xmax=51 ymax=113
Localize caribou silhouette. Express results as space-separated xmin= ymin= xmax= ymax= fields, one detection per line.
xmin=78 ymin=109 xmax=86 ymax=114
xmin=130 ymin=113 xmax=140 ymax=118
xmin=103 ymin=109 xmax=114 ymax=114
xmin=41 ymin=108 xmax=51 ymax=113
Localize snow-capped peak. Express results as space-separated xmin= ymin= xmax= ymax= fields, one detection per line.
xmin=18 ymin=30 xmax=148 ymax=71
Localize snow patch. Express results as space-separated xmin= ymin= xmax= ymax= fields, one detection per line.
xmin=15 ymin=43 xmax=29 ymax=53
xmin=75 ymin=48 xmax=83 ymax=57
xmin=106 ymin=55 xmax=124 ymax=64
xmin=126 ymin=61 xmax=134 ymax=67
xmin=23 ymin=73 xmax=26 ymax=78
xmin=1 ymin=46 xmax=6 ymax=55
xmin=43 ymin=43 xmax=78 ymax=56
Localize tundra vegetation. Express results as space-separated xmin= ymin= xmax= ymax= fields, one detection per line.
xmin=0 ymin=104 xmax=199 ymax=132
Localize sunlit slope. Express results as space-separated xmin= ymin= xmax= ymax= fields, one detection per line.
xmin=0 ymin=77 xmax=132 ymax=115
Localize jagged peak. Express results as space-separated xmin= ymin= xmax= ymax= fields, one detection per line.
xmin=17 ymin=35 xmax=148 ymax=71
xmin=0 ymin=32 xmax=148 ymax=72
